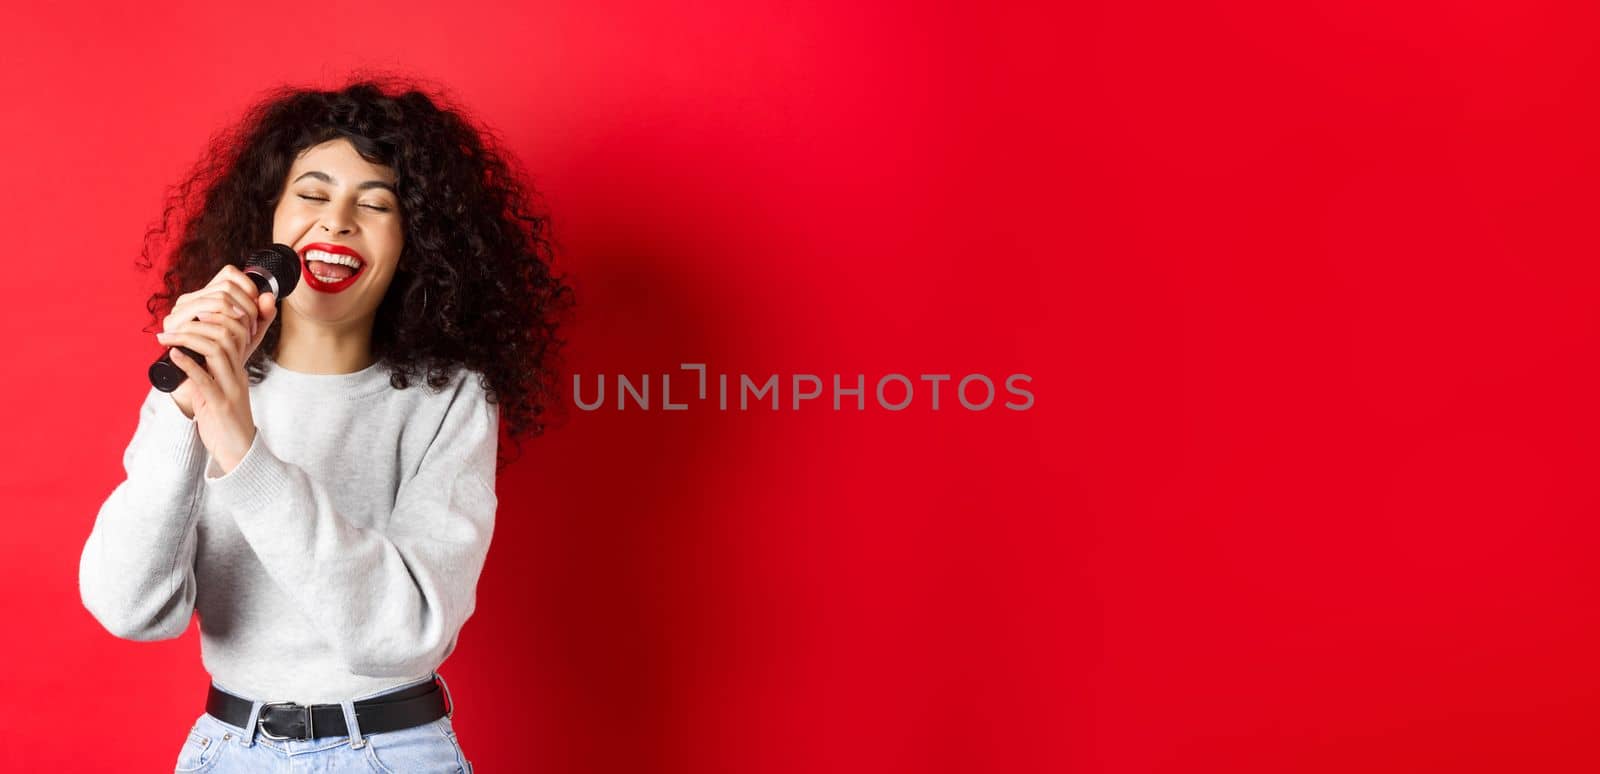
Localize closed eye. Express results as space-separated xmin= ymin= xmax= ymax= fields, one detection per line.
xmin=298 ymin=194 xmax=390 ymax=212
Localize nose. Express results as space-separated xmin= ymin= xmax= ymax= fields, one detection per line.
xmin=318 ymin=205 xmax=356 ymax=236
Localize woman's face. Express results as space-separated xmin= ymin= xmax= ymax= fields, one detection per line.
xmin=271 ymin=138 xmax=403 ymax=325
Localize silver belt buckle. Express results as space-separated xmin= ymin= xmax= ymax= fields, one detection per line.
xmin=258 ymin=701 xmax=313 ymax=740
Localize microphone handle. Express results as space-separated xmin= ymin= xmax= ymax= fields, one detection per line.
xmin=148 ymin=271 xmax=275 ymax=393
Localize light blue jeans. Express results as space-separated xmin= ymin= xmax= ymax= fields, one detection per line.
xmin=173 ymin=672 xmax=474 ymax=773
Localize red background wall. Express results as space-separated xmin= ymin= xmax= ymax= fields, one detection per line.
xmin=1 ymin=0 xmax=1592 ymax=771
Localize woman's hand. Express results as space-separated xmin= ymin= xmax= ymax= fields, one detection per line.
xmin=156 ymin=265 xmax=279 ymax=475
xmin=163 ymin=266 xmax=279 ymax=416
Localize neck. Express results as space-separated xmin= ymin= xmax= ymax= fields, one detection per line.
xmin=272 ymin=305 xmax=377 ymax=374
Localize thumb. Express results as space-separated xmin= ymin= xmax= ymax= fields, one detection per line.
xmin=251 ymin=293 xmax=276 ymax=343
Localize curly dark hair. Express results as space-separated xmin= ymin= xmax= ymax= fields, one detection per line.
xmin=137 ymin=75 xmax=575 ymax=470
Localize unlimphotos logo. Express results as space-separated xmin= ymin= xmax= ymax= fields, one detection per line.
xmin=574 ymin=364 xmax=1034 ymax=411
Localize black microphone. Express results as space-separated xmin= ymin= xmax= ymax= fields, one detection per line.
xmin=149 ymin=244 xmax=302 ymax=393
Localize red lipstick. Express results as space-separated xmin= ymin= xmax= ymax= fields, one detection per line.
xmin=299 ymin=243 xmax=366 ymax=294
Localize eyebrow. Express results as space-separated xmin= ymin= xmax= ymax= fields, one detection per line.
xmin=292 ymin=171 xmax=398 ymax=194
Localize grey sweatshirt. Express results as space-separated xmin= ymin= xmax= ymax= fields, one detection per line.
xmin=78 ymin=355 xmax=499 ymax=704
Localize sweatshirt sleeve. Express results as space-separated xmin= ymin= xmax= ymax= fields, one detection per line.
xmin=78 ymin=387 xmax=208 ymax=641
xmin=202 ymin=374 xmax=500 ymax=678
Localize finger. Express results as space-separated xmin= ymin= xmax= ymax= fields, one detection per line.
xmin=171 ymin=289 xmax=246 ymax=330
xmin=166 ymin=319 xmax=241 ymax=366
xmin=157 ymin=325 xmax=234 ymax=372
xmin=169 ymin=297 xmax=248 ymax=331
xmin=218 ymin=264 xmax=257 ymax=293
xmin=216 ymin=267 xmax=264 ymax=316
xmin=256 ymin=293 xmax=277 ymax=334
xmin=161 ymin=327 xmax=241 ymax=396
xmin=200 ymin=270 xmax=256 ymax=316
xmin=199 ymin=283 xmax=259 ymax=324
xmin=167 ymin=348 xmax=218 ymax=408
xmin=248 ymin=300 xmax=271 ymax=346
xmin=195 ymin=310 xmax=249 ymax=361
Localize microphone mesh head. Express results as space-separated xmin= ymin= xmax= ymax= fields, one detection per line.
xmin=244 ymin=244 xmax=302 ymax=298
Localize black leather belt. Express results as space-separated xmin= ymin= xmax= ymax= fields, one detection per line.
xmin=206 ymin=677 xmax=452 ymax=741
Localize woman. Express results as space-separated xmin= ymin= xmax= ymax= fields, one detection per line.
xmin=77 ymin=77 xmax=573 ymax=772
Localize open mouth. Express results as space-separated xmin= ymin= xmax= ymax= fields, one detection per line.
xmin=299 ymin=244 xmax=366 ymax=291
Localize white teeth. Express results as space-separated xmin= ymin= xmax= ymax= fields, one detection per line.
xmin=312 ymin=273 xmax=349 ymax=284
xmin=304 ymin=249 xmax=363 ymax=269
